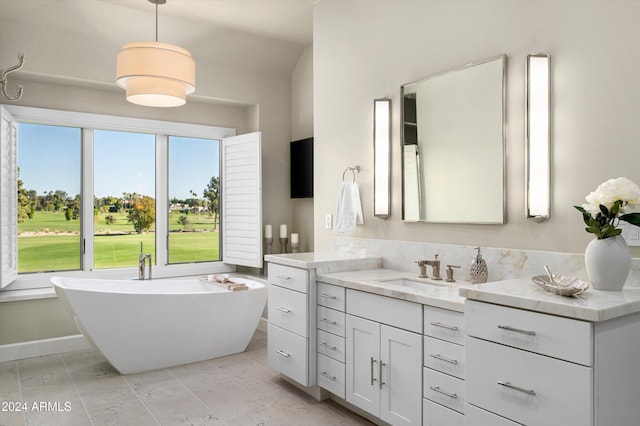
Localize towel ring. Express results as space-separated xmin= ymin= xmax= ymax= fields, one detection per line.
xmin=342 ymin=166 xmax=360 ymax=183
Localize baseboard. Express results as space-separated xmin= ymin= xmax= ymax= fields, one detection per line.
xmin=0 ymin=334 xmax=91 ymax=362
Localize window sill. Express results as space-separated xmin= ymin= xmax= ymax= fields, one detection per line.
xmin=0 ymin=287 xmax=57 ymax=303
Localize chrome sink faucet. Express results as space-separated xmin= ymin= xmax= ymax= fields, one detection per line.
xmin=138 ymin=242 xmax=152 ymax=280
xmin=416 ymin=254 xmax=442 ymax=280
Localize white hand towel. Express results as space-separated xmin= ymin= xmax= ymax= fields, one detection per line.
xmin=334 ymin=181 xmax=364 ymax=233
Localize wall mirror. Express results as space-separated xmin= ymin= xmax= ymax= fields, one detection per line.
xmin=401 ymin=55 xmax=507 ymax=223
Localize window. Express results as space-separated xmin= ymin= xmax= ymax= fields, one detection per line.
xmin=168 ymin=136 xmax=220 ymax=264
xmin=17 ymin=124 xmax=81 ymax=273
xmin=1 ymin=106 xmax=263 ymax=292
xmin=94 ymin=130 xmax=155 ymax=269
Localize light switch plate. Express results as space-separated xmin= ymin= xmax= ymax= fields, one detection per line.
xmin=325 ymin=214 xmax=332 ymax=229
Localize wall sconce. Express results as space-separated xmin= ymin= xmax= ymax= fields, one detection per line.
xmin=374 ymin=98 xmax=391 ymax=219
xmin=526 ymin=54 xmax=551 ymax=221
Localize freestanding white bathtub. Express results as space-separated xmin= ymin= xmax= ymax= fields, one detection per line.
xmin=51 ymin=275 xmax=267 ymax=374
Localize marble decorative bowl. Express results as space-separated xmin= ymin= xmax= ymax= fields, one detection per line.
xmin=531 ymin=274 xmax=590 ymax=297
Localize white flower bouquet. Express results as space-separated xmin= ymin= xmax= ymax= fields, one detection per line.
xmin=574 ymin=177 xmax=640 ymax=239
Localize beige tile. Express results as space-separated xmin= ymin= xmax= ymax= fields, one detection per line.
xmin=22 ymin=399 xmax=91 ymax=426
xmin=62 ymin=348 xmax=119 ymax=383
xmin=0 ymin=409 xmax=27 ymax=426
xmin=18 ymin=354 xmax=71 ymax=389
xmin=0 ymin=361 xmax=20 ymax=400
xmin=89 ymin=401 xmax=158 ymax=426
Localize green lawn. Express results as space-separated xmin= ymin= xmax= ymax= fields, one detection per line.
xmin=18 ymin=211 xmax=220 ymax=273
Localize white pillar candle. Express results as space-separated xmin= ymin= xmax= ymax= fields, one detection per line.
xmin=264 ymin=224 xmax=272 ymax=238
xmin=291 ymin=233 xmax=299 ymax=244
xmin=280 ymin=224 xmax=287 ymax=238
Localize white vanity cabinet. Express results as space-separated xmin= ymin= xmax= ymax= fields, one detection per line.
xmin=345 ymin=289 xmax=423 ymax=426
xmin=316 ymin=282 xmax=347 ymax=398
xmin=267 ymin=263 xmax=316 ymax=386
xmin=422 ymin=305 xmax=465 ymax=426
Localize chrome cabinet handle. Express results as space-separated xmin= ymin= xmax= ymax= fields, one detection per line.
xmin=430 ymin=353 xmax=459 ymax=365
xmin=498 ymin=325 xmax=536 ymax=336
xmin=319 ymin=342 xmax=336 ymax=351
xmin=379 ymin=361 xmax=386 ymax=389
xmin=320 ymin=371 xmax=336 ymax=381
xmin=275 ymin=349 xmax=290 ymax=357
xmin=275 ymin=306 xmax=291 ymax=313
xmin=370 ymin=357 xmax=377 ymax=386
xmin=319 ymin=293 xmax=337 ymax=300
xmin=429 ymin=386 xmax=458 ymax=399
xmin=320 ymin=318 xmax=337 ymax=326
xmin=276 ymin=275 xmax=291 ymax=280
xmin=497 ymin=381 xmax=536 ymax=396
xmin=430 ymin=321 xmax=459 ymax=331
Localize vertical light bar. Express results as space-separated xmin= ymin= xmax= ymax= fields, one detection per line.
xmin=374 ymin=98 xmax=391 ymax=218
xmin=526 ymin=54 xmax=551 ymax=221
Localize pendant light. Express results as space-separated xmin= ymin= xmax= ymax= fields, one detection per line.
xmin=116 ymin=0 xmax=195 ymax=107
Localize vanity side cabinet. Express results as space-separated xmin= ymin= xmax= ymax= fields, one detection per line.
xmin=345 ymin=289 xmax=423 ymax=426
xmin=422 ymin=305 xmax=465 ymax=426
xmin=267 ymin=263 xmax=316 ymax=387
xmin=316 ymin=282 xmax=346 ymax=398
xmin=464 ymin=299 xmax=593 ymax=426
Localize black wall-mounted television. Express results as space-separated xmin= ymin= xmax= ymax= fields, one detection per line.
xmin=290 ymin=137 xmax=313 ymax=198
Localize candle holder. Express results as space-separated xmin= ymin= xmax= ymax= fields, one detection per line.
xmin=291 ymin=242 xmax=299 ymax=253
xmin=279 ymin=237 xmax=289 ymax=254
xmin=265 ymin=237 xmax=273 ymax=255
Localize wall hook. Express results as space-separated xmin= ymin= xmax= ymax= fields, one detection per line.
xmin=1 ymin=53 xmax=25 ymax=101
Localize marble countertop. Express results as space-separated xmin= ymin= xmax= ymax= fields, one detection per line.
xmin=317 ymin=268 xmax=472 ymax=312
xmin=264 ymin=252 xmax=381 ymax=271
xmin=460 ymin=279 xmax=640 ymax=322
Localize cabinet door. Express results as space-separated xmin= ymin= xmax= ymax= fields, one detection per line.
xmin=346 ymin=314 xmax=380 ymax=417
xmin=380 ymin=324 xmax=423 ymax=426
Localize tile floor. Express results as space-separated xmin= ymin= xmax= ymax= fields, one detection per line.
xmin=0 ymin=330 xmax=372 ymax=425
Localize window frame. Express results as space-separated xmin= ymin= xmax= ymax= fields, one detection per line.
xmin=2 ymin=105 xmax=237 ymax=292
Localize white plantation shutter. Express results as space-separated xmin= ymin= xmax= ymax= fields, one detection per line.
xmin=222 ymin=132 xmax=262 ymax=268
xmin=1 ymin=106 xmax=18 ymax=288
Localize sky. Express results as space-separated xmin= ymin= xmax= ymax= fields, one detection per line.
xmin=18 ymin=123 xmax=219 ymax=201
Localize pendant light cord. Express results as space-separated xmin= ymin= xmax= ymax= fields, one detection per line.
xmin=155 ymin=2 xmax=158 ymax=42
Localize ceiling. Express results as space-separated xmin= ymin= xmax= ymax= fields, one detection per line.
xmin=99 ymin=0 xmax=316 ymax=46
xmin=2 ymin=0 xmax=315 ymax=47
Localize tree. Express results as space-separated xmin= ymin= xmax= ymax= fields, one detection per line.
xmin=17 ymin=168 xmax=34 ymax=223
xmin=203 ymin=176 xmax=220 ymax=230
xmin=127 ymin=195 xmax=155 ymax=233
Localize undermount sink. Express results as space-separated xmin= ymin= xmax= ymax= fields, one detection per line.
xmin=376 ymin=277 xmax=448 ymax=289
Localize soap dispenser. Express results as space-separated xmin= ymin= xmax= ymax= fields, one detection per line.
xmin=470 ymin=246 xmax=488 ymax=284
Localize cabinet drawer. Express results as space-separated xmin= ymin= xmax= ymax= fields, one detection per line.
xmin=268 ymin=263 xmax=308 ymax=293
xmin=423 ymin=336 xmax=465 ymax=379
xmin=317 ymin=306 xmax=346 ymax=337
xmin=423 ymin=368 xmax=465 ymax=414
xmin=317 ymin=329 xmax=345 ymax=363
xmin=317 ymin=353 xmax=346 ymax=399
xmin=317 ymin=282 xmax=346 ymax=311
xmin=465 ymin=300 xmax=593 ymax=365
xmin=466 ymin=337 xmax=592 ymax=426
xmin=347 ymin=289 xmax=422 ymax=333
xmin=464 ymin=404 xmax=519 ymax=426
xmin=424 ymin=305 xmax=464 ymax=345
xmin=268 ymin=284 xmax=308 ymax=337
xmin=422 ymin=398 xmax=463 ymax=426
xmin=267 ymin=324 xmax=309 ymax=386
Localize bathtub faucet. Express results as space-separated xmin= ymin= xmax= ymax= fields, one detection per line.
xmin=138 ymin=242 xmax=152 ymax=280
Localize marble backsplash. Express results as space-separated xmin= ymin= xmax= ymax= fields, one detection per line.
xmin=332 ymin=237 xmax=640 ymax=288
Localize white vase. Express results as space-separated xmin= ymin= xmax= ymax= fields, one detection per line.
xmin=584 ymin=235 xmax=631 ymax=291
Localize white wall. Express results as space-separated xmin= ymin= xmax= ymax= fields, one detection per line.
xmin=313 ymin=0 xmax=640 ymax=256
xmin=291 ymin=45 xmax=315 ymax=252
